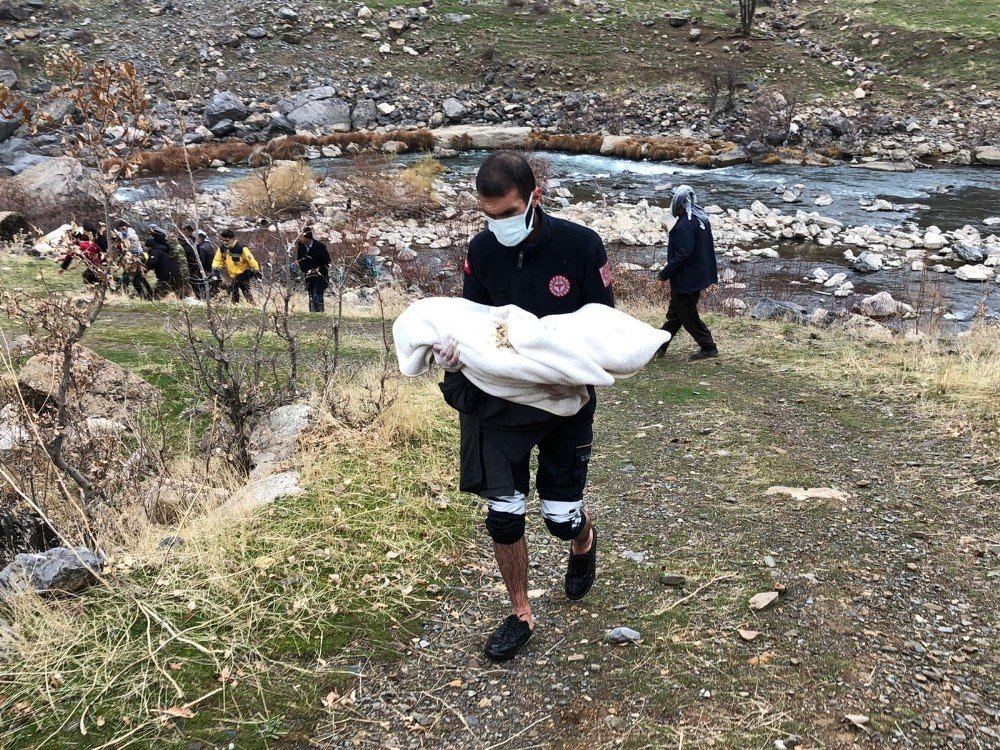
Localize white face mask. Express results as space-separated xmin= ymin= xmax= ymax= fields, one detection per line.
xmin=486 ymin=197 xmax=535 ymax=247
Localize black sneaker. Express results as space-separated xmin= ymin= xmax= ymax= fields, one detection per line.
xmin=689 ymin=348 xmax=719 ymax=361
xmin=565 ymin=527 xmax=597 ymax=600
xmin=484 ymin=615 xmax=533 ymax=662
xmin=653 ymin=341 xmax=670 ymax=359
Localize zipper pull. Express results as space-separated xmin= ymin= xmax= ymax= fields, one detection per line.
xmin=518 ymin=250 xmax=524 ymax=269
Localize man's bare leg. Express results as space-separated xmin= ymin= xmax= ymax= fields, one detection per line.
xmin=571 ymin=511 xmax=593 ymax=555
xmin=493 ymin=539 xmax=534 ymax=630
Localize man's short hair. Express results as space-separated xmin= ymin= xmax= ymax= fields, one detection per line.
xmin=302 ymin=226 xmax=313 ymax=239
xmin=220 ymin=228 xmax=236 ymax=239
xmin=475 ymin=152 xmax=536 ymax=203
xmin=115 ymin=220 xmax=129 ymax=229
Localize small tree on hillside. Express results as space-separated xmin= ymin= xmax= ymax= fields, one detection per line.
xmin=739 ymin=0 xmax=757 ymax=37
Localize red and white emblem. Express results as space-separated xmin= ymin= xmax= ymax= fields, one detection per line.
xmin=549 ymin=275 xmax=571 ymax=297
xmin=463 ymin=258 xmax=471 ymax=274
xmin=599 ymin=262 xmax=612 ymax=288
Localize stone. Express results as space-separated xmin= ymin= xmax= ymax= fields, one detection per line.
xmin=225 ymin=471 xmax=303 ymax=514
xmin=250 ymin=403 xmax=312 ymax=476
xmin=748 ymin=591 xmax=779 ymax=611
xmin=973 ymin=146 xmax=1000 ymax=167
xmin=712 ymin=146 xmax=748 ymax=167
xmin=659 ymin=572 xmax=686 ymax=587
xmin=0 ymin=547 xmax=103 ymax=599
xmin=376 ymin=102 xmax=396 ymax=115
xmin=41 ymin=97 xmax=77 ymax=127
xmin=204 ymin=91 xmax=251 ymax=127
xmin=922 ymin=232 xmax=947 ymax=250
xmin=953 ymin=243 xmax=985 ymax=263
xmin=750 ymin=298 xmax=808 ymax=323
xmin=357 ymin=5 xmax=373 ymax=19
xmin=955 ymin=264 xmax=992 ymax=282
xmin=689 ymin=27 xmax=702 ymax=42
xmin=247 ymin=26 xmax=268 ymax=39
xmin=853 ymin=250 xmax=884 ymax=273
xmin=606 ymin=626 xmax=642 ymax=643
xmin=433 ymin=125 xmax=531 ymax=150
xmin=13 ymin=157 xmax=100 ymax=205
xmin=838 ymin=314 xmax=893 ymax=342
xmin=814 ymin=194 xmax=833 ymax=207
xmin=781 ymin=190 xmax=801 ymax=204
xmin=0 ymin=508 xmax=57 ymax=567
xmin=856 ymin=291 xmax=915 ymax=318
xmin=0 ymin=117 xmax=19 ymax=141
xmin=145 ymin=479 xmax=227 ymax=525
xmin=442 ymin=97 xmax=466 ymax=122
xmin=668 ymin=16 xmax=688 ymax=27
xmin=852 ymin=160 xmax=915 ymax=173
xmin=381 ymin=140 xmax=407 ymax=154
xmin=824 ymin=114 xmax=853 ymax=137
xmin=351 ymin=98 xmax=378 ymax=130
xmin=18 ymin=346 xmax=162 ymax=420
xmin=287 ymin=98 xmax=352 ymax=133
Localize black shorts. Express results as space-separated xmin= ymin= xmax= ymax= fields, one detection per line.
xmin=507 ymin=406 xmax=593 ymax=502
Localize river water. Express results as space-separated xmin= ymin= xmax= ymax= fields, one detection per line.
xmin=117 ymin=150 xmax=1000 ymax=321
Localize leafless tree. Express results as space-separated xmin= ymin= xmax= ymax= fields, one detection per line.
xmin=739 ymin=0 xmax=758 ymax=37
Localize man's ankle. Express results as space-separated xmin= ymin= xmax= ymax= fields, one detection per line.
xmin=514 ymin=610 xmax=535 ymax=630
xmin=572 ymin=527 xmax=594 ymax=555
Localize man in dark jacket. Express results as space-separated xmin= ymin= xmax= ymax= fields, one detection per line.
xmin=432 ymin=152 xmax=615 ymax=663
xmin=295 ymin=227 xmax=331 ymax=312
xmin=184 ymin=225 xmax=216 ymax=299
xmin=143 ymin=237 xmax=182 ymax=298
xmin=656 ymin=185 xmax=719 ymax=360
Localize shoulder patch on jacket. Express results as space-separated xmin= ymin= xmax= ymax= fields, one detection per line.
xmin=599 ymin=262 xmax=612 ymax=288
xmin=463 ymin=257 xmax=471 ymax=275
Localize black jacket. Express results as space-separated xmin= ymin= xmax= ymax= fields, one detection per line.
xmin=657 ymin=213 xmax=718 ymax=294
xmin=441 ymin=208 xmax=615 ymax=494
xmin=145 ymin=244 xmax=181 ymax=285
xmin=297 ymin=239 xmax=331 ymax=278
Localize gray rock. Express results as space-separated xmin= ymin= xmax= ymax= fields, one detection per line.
xmin=712 ymin=145 xmax=747 ymax=167
xmin=659 ymin=572 xmax=686 ymax=587
xmin=689 ymin=27 xmax=702 ymax=42
xmin=973 ymin=146 xmax=1000 ymax=166
xmin=0 ymin=547 xmax=103 ymax=599
xmin=278 ymin=6 xmax=298 ymax=20
xmin=12 ymin=156 xmax=101 ymax=204
xmin=852 ymin=160 xmax=915 ymax=173
xmin=41 ymin=97 xmax=77 ymax=127
xmin=750 ymin=298 xmax=808 ymax=323
xmin=204 ymin=91 xmax=251 ymax=127
xmin=0 ymin=118 xmax=19 ymax=142
xmin=953 ymin=243 xmax=985 ymax=263
xmin=825 ymin=114 xmax=854 ymax=137
xmin=277 ymin=85 xmax=338 ymax=114
xmin=0 ymin=69 xmax=16 ymax=89
xmin=247 ymin=26 xmax=269 ymax=39
xmin=287 ymin=98 xmax=351 ymax=133
xmin=210 ymin=118 xmax=236 ymax=138
xmin=606 ymin=626 xmax=642 ymax=644
xmin=444 ymin=13 xmax=470 ymax=23
xmin=351 ymin=98 xmax=378 ymax=130
xmin=442 ymin=97 xmax=466 ymax=122
xmin=853 ymin=250 xmax=884 ymax=273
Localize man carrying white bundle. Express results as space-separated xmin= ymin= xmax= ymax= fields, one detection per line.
xmin=433 ymin=152 xmax=614 ymax=663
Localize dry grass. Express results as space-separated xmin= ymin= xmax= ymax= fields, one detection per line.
xmin=0 ymin=370 xmax=469 ymax=749
xmin=228 ymin=161 xmax=317 ymax=220
xmin=105 ymin=130 xmax=438 ymax=176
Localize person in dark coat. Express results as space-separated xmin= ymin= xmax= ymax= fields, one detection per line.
xmin=184 ymin=225 xmax=216 ymax=299
xmin=433 ymin=152 xmax=615 ymax=663
xmin=656 ymin=185 xmax=719 ymax=360
xmin=143 ymin=238 xmax=182 ymax=298
xmin=295 ymin=227 xmax=331 ymax=312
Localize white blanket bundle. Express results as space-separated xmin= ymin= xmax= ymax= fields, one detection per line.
xmin=393 ymin=297 xmax=671 ymax=416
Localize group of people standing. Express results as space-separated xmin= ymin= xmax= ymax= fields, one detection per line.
xmin=57 ymin=222 xmax=334 ymax=310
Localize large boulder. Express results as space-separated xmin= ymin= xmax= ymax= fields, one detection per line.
xmin=0 ymin=211 xmax=32 ymax=241
xmin=17 ymin=346 xmax=162 ymax=420
xmin=12 ymin=157 xmax=101 ymax=204
xmin=712 ymin=145 xmax=748 ymax=167
xmin=0 ymin=547 xmax=103 ymax=599
xmin=432 ymin=125 xmax=531 ymax=150
xmin=955 ymin=264 xmax=993 ymax=282
xmin=277 ymin=86 xmax=339 ymax=114
xmin=973 ymin=146 xmax=1000 ymax=167
xmin=953 ymin=243 xmax=986 ymax=263
xmin=287 ymin=98 xmax=351 ymax=133
xmin=204 ymin=91 xmax=251 ymax=127
xmin=852 ymin=160 xmax=915 ymax=173
xmin=750 ymin=298 xmax=808 ymax=323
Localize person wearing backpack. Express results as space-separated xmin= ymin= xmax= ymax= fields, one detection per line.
xmin=211 ymin=229 xmax=260 ymax=303
xmin=655 ymin=185 xmax=719 ymax=360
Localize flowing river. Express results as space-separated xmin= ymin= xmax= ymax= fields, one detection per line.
xmin=116 ymin=150 xmax=1000 ymax=322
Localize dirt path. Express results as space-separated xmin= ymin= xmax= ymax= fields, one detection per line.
xmin=314 ymin=335 xmax=998 ymax=750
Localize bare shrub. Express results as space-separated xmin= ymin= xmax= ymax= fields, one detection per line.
xmin=744 ymin=88 xmax=801 ymax=148
xmin=703 ymin=61 xmax=742 ymax=119
xmin=346 ymin=153 xmax=440 ymax=220
xmin=229 ymin=161 xmax=317 ymax=220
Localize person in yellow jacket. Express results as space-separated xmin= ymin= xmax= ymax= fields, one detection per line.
xmin=211 ymin=228 xmax=260 ymax=303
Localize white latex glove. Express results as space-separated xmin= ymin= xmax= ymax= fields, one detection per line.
xmin=432 ymin=337 xmax=462 ymax=372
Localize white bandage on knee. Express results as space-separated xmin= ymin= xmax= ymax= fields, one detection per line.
xmin=488 ymin=491 xmax=526 ymax=516
xmin=539 ymin=498 xmax=584 ymax=524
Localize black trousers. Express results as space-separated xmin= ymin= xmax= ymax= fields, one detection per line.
xmin=231 ymin=271 xmax=254 ymax=303
xmin=663 ymin=290 xmax=716 ymax=351
xmin=305 ymin=275 xmax=327 ymax=312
